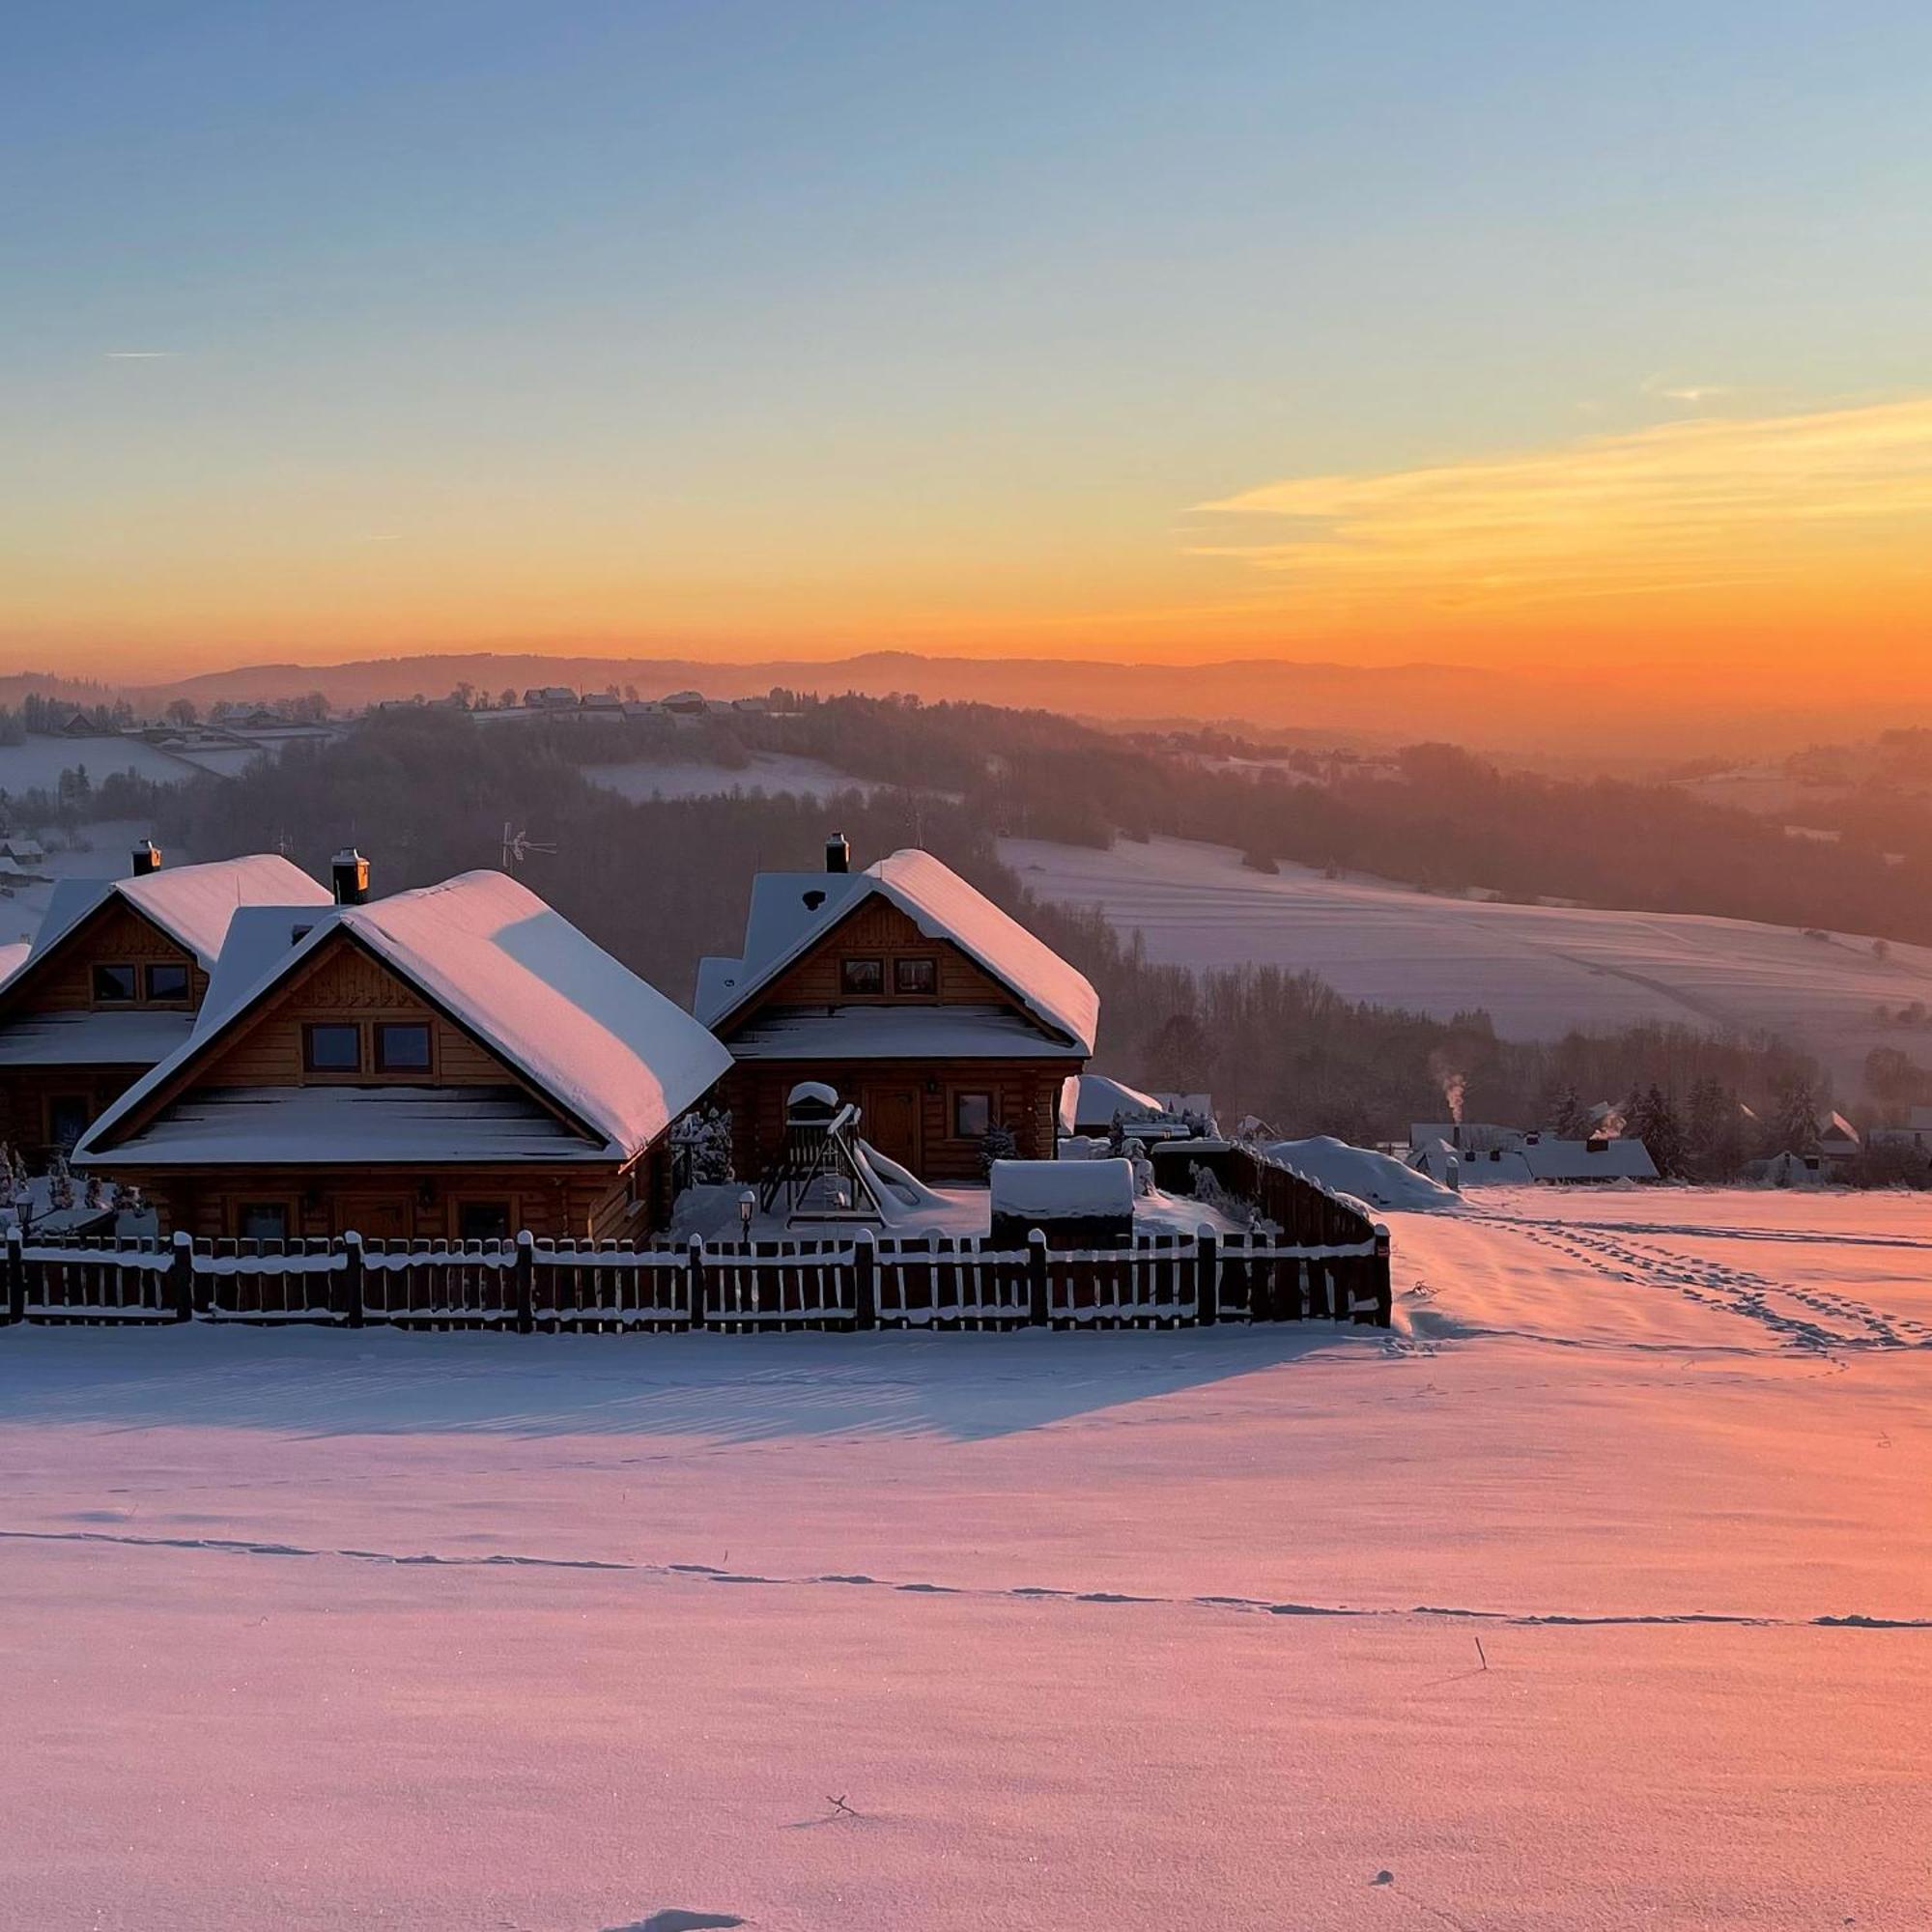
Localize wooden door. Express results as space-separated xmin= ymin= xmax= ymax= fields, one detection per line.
xmin=861 ymin=1085 xmax=922 ymax=1173
xmin=334 ymin=1194 xmax=412 ymax=1240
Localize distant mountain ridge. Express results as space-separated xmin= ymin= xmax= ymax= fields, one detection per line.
xmin=6 ymin=648 xmax=1925 ymax=758
xmin=93 ymin=648 xmax=1932 ymax=758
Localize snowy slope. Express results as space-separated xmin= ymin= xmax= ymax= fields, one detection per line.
xmin=3 ymin=1187 xmax=1928 ymax=1928
xmin=1004 ymin=833 xmax=1931 ymax=1080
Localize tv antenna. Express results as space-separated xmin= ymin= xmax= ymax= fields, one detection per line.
xmin=501 ymin=821 xmax=556 ymax=869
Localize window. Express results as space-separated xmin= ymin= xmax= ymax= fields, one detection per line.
xmin=145 ymin=962 xmax=190 ymax=1002
xmin=92 ymin=963 xmax=137 ymax=1003
xmin=374 ymin=1021 xmax=432 ymax=1072
xmin=237 ymin=1202 xmax=290 ymax=1242
xmin=840 ymin=956 xmax=884 ymax=996
xmin=47 ymin=1094 xmax=90 ymax=1151
xmin=457 ymin=1201 xmax=512 ymax=1242
xmin=303 ymin=1022 xmax=361 ymax=1072
xmin=952 ymin=1091 xmax=992 ymax=1140
xmin=894 ymin=956 xmax=937 ymax=996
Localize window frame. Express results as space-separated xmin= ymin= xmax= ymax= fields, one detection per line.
xmin=456 ymin=1200 xmax=513 ymax=1242
xmin=144 ymin=961 xmax=191 ymax=1004
xmin=894 ymin=955 xmax=938 ymax=996
xmin=91 ymin=962 xmax=138 ymax=1004
xmin=373 ymin=1019 xmax=434 ymax=1075
xmin=235 ymin=1200 xmax=293 ymax=1243
xmin=301 ymin=1021 xmax=363 ymax=1074
xmin=952 ymin=1090 xmax=993 ymax=1141
xmin=46 ymin=1093 xmax=91 ymax=1151
xmin=839 ymin=955 xmax=886 ymax=997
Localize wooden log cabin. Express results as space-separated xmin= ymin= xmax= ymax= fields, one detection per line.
xmin=73 ymin=863 xmax=731 ymax=1242
xmin=696 ymin=837 xmax=1097 ymax=1185
xmin=0 ymin=845 xmax=331 ymax=1161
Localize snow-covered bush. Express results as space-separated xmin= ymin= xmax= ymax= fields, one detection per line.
xmin=980 ymin=1122 xmax=1018 ymax=1177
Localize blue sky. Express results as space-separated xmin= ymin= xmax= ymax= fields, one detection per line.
xmin=5 ymin=2 xmax=1930 ymax=672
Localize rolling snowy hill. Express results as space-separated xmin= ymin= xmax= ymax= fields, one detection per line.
xmin=1002 ymin=834 xmax=1932 ymax=1082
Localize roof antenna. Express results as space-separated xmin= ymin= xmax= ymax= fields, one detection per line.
xmin=501 ymin=821 xmax=556 ymax=869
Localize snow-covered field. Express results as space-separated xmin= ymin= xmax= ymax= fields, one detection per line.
xmin=3 ymin=1186 xmax=1926 ymax=1929
xmin=0 ymin=733 xmax=202 ymax=793
xmin=585 ymin=752 xmax=900 ymax=804
xmin=1003 ymin=834 xmax=1932 ymax=1081
xmin=0 ymin=818 xmax=188 ymax=950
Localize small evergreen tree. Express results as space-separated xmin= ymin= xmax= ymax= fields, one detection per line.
xmin=1770 ymin=1072 xmax=1822 ymax=1154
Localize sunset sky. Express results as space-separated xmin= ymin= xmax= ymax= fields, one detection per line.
xmin=5 ymin=2 xmax=1930 ymax=686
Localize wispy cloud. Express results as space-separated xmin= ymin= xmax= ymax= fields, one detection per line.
xmin=1641 ymin=374 xmax=1733 ymax=404
xmin=1188 ymin=397 xmax=1932 ymax=611
xmin=103 ymin=350 xmax=179 ymax=360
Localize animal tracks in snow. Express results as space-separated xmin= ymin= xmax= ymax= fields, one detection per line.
xmin=1483 ymin=1214 xmax=1932 ymax=1352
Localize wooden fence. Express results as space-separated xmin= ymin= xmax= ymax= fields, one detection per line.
xmin=3 ymin=1223 xmax=1388 ymax=1332
xmin=3 ymin=1144 xmax=1390 ymax=1333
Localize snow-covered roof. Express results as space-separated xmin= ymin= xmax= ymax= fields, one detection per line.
xmin=86 ymin=1084 xmax=603 ymax=1166
xmin=990 ymin=1157 xmax=1134 ymax=1218
xmin=699 ymin=848 xmax=1097 ymax=1053
xmin=0 ymin=940 xmax=28 ymax=989
xmin=1059 ymin=1072 xmax=1164 ymax=1134
xmin=726 ymin=1005 xmax=1087 ymax=1062
xmin=1438 ymin=1136 xmax=1660 ymax=1182
xmin=77 ymin=870 xmax=732 ymax=1167
xmin=26 ymin=854 xmax=330 ymax=973
xmin=0 ymin=1009 xmax=194 ymax=1067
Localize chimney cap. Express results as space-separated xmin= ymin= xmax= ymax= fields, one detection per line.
xmin=330 ymin=847 xmax=371 ymax=905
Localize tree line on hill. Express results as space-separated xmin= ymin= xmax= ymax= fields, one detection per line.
xmin=104 ymin=704 xmax=1902 ymax=1179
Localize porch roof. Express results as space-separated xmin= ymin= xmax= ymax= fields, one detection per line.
xmin=0 ymin=1008 xmax=195 ymax=1067
xmin=724 ymin=1003 xmax=1088 ymax=1062
xmin=82 ymin=1083 xmax=613 ymax=1166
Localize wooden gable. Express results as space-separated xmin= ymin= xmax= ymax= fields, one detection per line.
xmin=0 ymin=895 xmax=206 ymax=1019
xmin=719 ymin=893 xmax=1064 ymax=1043
xmin=102 ymin=925 xmax=601 ymax=1149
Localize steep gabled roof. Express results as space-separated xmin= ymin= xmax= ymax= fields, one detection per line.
xmin=78 ymin=870 xmax=732 ymax=1165
xmin=697 ymin=847 xmax=1098 ymax=1053
xmin=26 ymin=855 xmax=331 ymax=974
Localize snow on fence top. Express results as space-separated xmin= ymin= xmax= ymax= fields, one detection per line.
xmin=697 ymin=846 xmax=1099 ymax=1051
xmin=990 ymin=1156 xmax=1134 ymax=1219
xmin=76 ymin=870 xmax=732 ymax=1165
xmin=29 ymin=854 xmax=331 ymax=972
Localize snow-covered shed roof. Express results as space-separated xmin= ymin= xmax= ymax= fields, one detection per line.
xmin=698 ymin=847 xmax=1098 ymax=1053
xmin=76 ymin=870 xmax=732 ymax=1167
xmin=26 ymin=855 xmax=330 ymax=974
xmin=1059 ymin=1072 xmax=1164 ymax=1135
xmin=990 ymin=1156 xmax=1134 ymax=1219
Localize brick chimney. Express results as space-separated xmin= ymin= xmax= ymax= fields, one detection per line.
xmin=130 ymin=839 xmax=161 ymax=876
xmin=825 ymin=832 xmax=850 ymax=874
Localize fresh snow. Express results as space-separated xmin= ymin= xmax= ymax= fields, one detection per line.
xmin=989 ymin=1154 xmax=1134 ymax=1217
xmin=28 ymin=852 xmax=330 ymax=972
xmin=3 ymin=1184 xmax=1926 ymax=1928
xmin=1004 ymin=833 xmax=1932 ymax=1081
xmin=1266 ymin=1134 xmax=1464 ymax=1212
xmin=79 ymin=871 xmax=732 ymax=1167
xmin=701 ymin=847 xmax=1099 ymax=1053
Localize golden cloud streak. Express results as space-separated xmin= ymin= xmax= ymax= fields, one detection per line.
xmin=1191 ymin=398 xmax=1932 ymax=609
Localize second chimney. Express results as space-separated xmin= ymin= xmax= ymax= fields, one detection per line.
xmin=331 ymin=847 xmax=371 ymax=905
xmin=130 ymin=839 xmax=161 ymax=877
xmin=825 ymin=832 xmax=850 ymax=874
